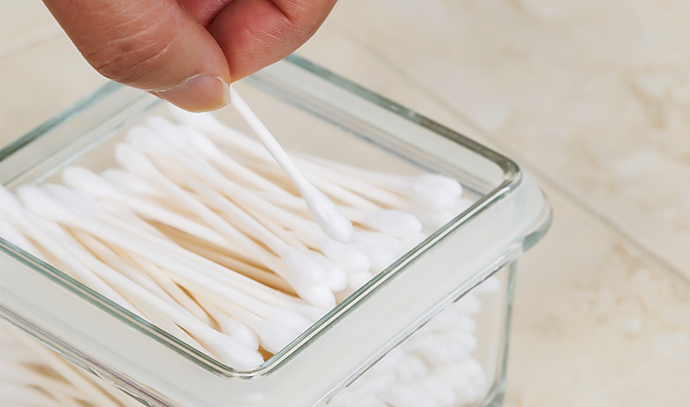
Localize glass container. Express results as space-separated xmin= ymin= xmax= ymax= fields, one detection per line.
xmin=0 ymin=55 xmax=551 ymax=407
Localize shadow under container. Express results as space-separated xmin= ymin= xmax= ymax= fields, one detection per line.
xmin=0 ymin=55 xmax=551 ymax=407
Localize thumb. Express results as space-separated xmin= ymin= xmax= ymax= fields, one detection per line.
xmin=43 ymin=0 xmax=231 ymax=112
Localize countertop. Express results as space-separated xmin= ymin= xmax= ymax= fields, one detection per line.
xmin=1 ymin=0 xmax=689 ymax=405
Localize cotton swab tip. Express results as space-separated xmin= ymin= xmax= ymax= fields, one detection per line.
xmin=204 ymin=332 xmax=264 ymax=370
xmin=365 ymin=210 xmax=422 ymax=238
xmin=16 ymin=186 xmax=71 ymax=222
xmin=302 ymin=187 xmax=353 ymax=244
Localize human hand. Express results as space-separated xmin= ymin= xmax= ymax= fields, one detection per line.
xmin=43 ymin=0 xmax=337 ymax=111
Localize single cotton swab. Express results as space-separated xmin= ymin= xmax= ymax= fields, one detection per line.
xmin=229 ymin=86 xmax=353 ymax=244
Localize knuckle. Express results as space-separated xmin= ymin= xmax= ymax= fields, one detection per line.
xmin=82 ymin=15 xmax=177 ymax=89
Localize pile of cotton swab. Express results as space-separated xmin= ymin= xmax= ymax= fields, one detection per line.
xmin=0 ymin=320 xmax=141 ymax=407
xmin=329 ymin=279 xmax=501 ymax=407
xmin=0 ymin=89 xmax=479 ymax=379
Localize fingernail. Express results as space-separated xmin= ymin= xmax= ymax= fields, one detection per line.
xmin=153 ymin=76 xmax=229 ymax=112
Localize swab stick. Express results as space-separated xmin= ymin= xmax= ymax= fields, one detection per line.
xmin=179 ymin=124 xmax=295 ymax=197
xmin=229 ymin=86 xmax=354 ymax=244
xmin=113 ymin=247 xmax=215 ymax=326
xmin=197 ymin=300 xmax=260 ymax=351
xmin=0 ymin=186 xmax=141 ymax=317
xmin=62 ymin=167 xmax=239 ymax=253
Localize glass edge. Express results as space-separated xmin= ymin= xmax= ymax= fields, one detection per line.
xmin=0 ymin=237 xmax=234 ymax=375
xmin=285 ymin=54 xmax=521 ymax=184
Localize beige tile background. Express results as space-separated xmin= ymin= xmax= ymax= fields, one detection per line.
xmin=1 ymin=0 xmax=689 ymax=405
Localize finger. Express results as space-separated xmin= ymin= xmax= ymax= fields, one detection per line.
xmin=43 ymin=0 xmax=231 ymax=112
xmin=206 ymin=0 xmax=337 ymax=80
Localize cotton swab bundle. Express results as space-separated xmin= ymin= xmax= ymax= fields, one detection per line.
xmin=0 ymin=321 xmax=142 ymax=407
xmin=0 ymin=90 xmax=476 ymax=375
xmin=328 ymin=285 xmax=500 ymax=407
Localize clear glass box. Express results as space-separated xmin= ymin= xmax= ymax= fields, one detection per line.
xmin=0 ymin=55 xmax=551 ymax=407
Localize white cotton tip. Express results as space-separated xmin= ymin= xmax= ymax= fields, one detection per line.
xmin=453 ymin=295 xmax=481 ymax=315
xmin=428 ymin=311 xmax=476 ymax=334
xmin=114 ymin=143 xmax=160 ymax=177
xmin=417 ymin=174 xmax=462 ymax=196
xmin=217 ymin=315 xmax=260 ymax=351
xmin=458 ymin=359 xmax=484 ymax=381
xmin=364 ymin=210 xmax=422 ymax=238
xmin=330 ymin=391 xmax=355 ymax=407
xmin=42 ymin=184 xmax=100 ymax=216
xmin=446 ymin=337 xmax=471 ymax=362
xmin=351 ymin=243 xmax=398 ymax=273
xmin=254 ymin=319 xmax=301 ymax=354
xmin=400 ymin=232 xmax=428 ymax=250
xmin=317 ymin=235 xmax=370 ymax=274
xmin=362 ymin=372 xmax=397 ymax=394
xmin=146 ymin=116 xmax=186 ymax=148
xmin=204 ymin=331 xmax=264 ymax=370
xmin=261 ymin=306 xmax=313 ymax=333
xmin=293 ymin=283 xmax=336 ymax=310
xmin=410 ymin=208 xmax=457 ymax=231
xmin=15 ymin=186 xmax=71 ymax=223
xmin=61 ymin=166 xmax=119 ymax=199
xmin=353 ymin=231 xmax=407 ymax=253
xmin=0 ymin=219 xmax=43 ymax=259
xmin=0 ymin=185 xmax=31 ymax=223
xmin=290 ymin=304 xmax=327 ymax=323
xmin=280 ymin=248 xmax=327 ymax=285
xmin=451 ymin=332 xmax=477 ymax=353
xmin=302 ymin=187 xmax=353 ymax=244
xmin=180 ymin=125 xmax=225 ymax=160
xmin=306 ymin=252 xmax=348 ymax=292
xmin=411 ymin=335 xmax=454 ymax=366
xmin=454 ymin=197 xmax=474 ymax=213
xmin=472 ymin=276 xmax=501 ymax=295
xmin=101 ymin=169 xmax=162 ymax=198
xmin=419 ymin=377 xmax=457 ymax=406
xmin=408 ymin=184 xmax=458 ymax=212
xmin=351 ymin=243 xmax=400 ymax=273
xmin=352 ymin=231 xmax=407 ymax=273
xmin=396 ymin=354 xmax=429 ymax=383
xmin=125 ymin=126 xmax=176 ymax=157
xmin=432 ymin=365 xmax=471 ymax=391
xmin=347 ymin=269 xmax=373 ymax=290
xmin=356 ymin=395 xmax=388 ymax=407
xmin=381 ymin=384 xmax=426 ymax=407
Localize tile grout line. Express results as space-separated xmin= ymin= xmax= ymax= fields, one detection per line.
xmin=327 ymin=21 xmax=690 ymax=285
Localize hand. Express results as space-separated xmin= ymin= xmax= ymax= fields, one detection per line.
xmin=43 ymin=0 xmax=337 ymax=111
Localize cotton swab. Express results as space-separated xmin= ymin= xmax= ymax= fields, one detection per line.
xmin=229 ymin=86 xmax=354 ymax=244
